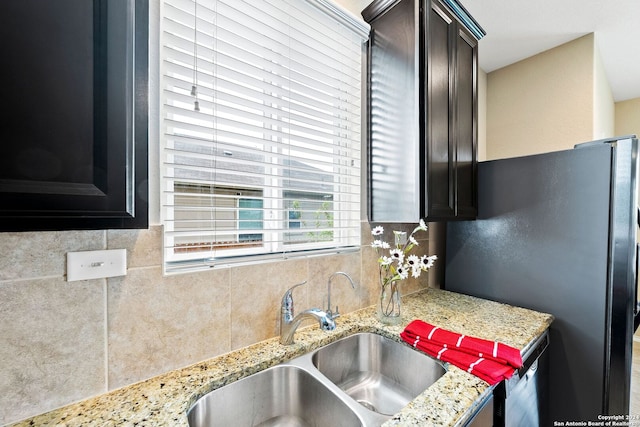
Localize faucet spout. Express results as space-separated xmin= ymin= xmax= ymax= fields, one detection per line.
xmin=280 ymin=308 xmax=336 ymax=345
xmin=326 ymin=271 xmax=356 ymax=319
xmin=280 ymin=281 xmax=336 ymax=345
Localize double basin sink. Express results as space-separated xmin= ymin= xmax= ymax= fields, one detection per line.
xmin=187 ymin=332 xmax=446 ymax=426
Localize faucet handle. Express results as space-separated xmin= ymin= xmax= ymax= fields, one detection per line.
xmin=331 ymin=305 xmax=341 ymax=319
xmin=283 ymin=281 xmax=307 ymax=300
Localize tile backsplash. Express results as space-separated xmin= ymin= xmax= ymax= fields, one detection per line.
xmin=0 ymin=222 xmax=434 ymax=424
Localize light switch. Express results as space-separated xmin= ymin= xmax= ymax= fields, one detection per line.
xmin=67 ymin=249 xmax=127 ymax=282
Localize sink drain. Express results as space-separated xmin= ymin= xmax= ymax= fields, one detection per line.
xmin=357 ymin=399 xmax=377 ymax=412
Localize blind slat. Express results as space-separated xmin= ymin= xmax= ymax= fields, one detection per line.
xmin=163 ymin=101 xmax=359 ymax=145
xmin=161 ymin=43 xmax=362 ymax=110
xmin=161 ymin=0 xmax=367 ymax=273
xmin=162 ymin=74 xmax=362 ymax=128
xmin=164 ymin=134 xmax=362 ymax=169
xmin=164 ymin=0 xmax=363 ymax=74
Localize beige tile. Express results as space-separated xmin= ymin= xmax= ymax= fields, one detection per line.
xmin=0 ymin=230 xmax=105 ymax=281
xmin=361 ymin=220 xmax=373 ymax=246
xmin=427 ymin=221 xmax=445 ymax=289
xmin=107 ymin=226 xmax=162 ymax=269
xmin=307 ymin=252 xmax=362 ymax=315
xmin=360 ymin=242 xmax=382 ymax=306
xmin=230 ymin=259 xmax=308 ymax=349
xmin=107 ymin=267 xmax=231 ymax=389
xmin=0 ymin=277 xmax=106 ymax=425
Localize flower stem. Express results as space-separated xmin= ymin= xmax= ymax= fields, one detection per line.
xmin=379 ymin=276 xmax=400 ymax=317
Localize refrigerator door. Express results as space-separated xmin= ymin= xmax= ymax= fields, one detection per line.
xmin=574 ymin=137 xmax=638 ymax=415
xmin=445 ymin=143 xmax=619 ymax=421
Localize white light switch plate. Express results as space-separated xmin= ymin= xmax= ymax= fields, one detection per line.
xmin=67 ymin=249 xmax=127 ymax=282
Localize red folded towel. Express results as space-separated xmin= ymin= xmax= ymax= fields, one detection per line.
xmin=400 ymin=320 xmax=523 ymax=385
xmin=402 ymin=320 xmax=522 ymax=368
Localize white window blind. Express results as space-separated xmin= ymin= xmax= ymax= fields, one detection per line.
xmin=161 ymin=0 xmax=369 ymax=273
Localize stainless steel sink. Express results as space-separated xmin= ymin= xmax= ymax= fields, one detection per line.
xmin=187 ymin=365 xmax=363 ymax=427
xmin=311 ymin=333 xmax=446 ymax=416
xmin=187 ymin=332 xmax=446 ymax=426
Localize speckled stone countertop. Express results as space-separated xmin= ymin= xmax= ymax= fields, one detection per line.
xmin=10 ymin=288 xmax=553 ymax=427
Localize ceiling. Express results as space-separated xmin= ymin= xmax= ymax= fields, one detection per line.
xmin=344 ymin=0 xmax=640 ymax=102
xmin=459 ymin=0 xmax=640 ymax=102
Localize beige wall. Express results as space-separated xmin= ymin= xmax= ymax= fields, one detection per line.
xmin=484 ymin=32 xmax=638 ymax=160
xmin=477 ymin=68 xmax=488 ymax=161
xmin=593 ymin=41 xmax=615 ymax=139
xmin=486 ymin=34 xmax=602 ymax=160
xmin=334 ymin=0 xmax=372 ymax=15
xmin=615 ymin=97 xmax=640 ymax=137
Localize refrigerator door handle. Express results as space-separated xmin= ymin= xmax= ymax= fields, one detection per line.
xmin=635 ymin=208 xmax=640 ymax=331
xmin=635 ymin=243 xmax=640 ymax=331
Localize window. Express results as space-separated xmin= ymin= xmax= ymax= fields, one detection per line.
xmin=161 ymin=0 xmax=369 ymax=273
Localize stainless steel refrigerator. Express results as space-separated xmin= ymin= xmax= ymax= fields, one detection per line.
xmin=445 ymin=136 xmax=640 ymax=423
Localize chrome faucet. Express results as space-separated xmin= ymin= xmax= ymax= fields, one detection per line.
xmin=326 ymin=271 xmax=356 ymax=320
xmin=280 ymin=281 xmax=336 ymax=345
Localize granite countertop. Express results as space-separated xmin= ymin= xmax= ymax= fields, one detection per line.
xmin=10 ymin=288 xmax=553 ymax=427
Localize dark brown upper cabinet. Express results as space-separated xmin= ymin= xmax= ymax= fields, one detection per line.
xmin=0 ymin=0 xmax=148 ymax=231
xmin=363 ymin=0 xmax=484 ymax=222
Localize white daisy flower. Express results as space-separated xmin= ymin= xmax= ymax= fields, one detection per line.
xmin=372 ymin=226 xmax=384 ymax=236
xmin=389 ymin=249 xmax=404 ymax=263
xmin=409 ymin=235 xmax=419 ymax=246
xmin=379 ymin=256 xmax=393 ymax=266
xmin=413 ymin=218 xmax=428 ymax=233
xmin=371 ymin=239 xmax=385 ymax=248
xmin=420 ymin=254 xmax=437 ymax=269
xmin=396 ymin=265 xmax=409 ymax=280
xmin=406 ymin=254 xmax=420 ymax=268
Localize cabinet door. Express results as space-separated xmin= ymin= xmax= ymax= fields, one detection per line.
xmin=367 ymin=0 xmax=420 ymax=222
xmin=0 ymin=0 xmax=148 ymax=231
xmin=425 ymin=0 xmax=456 ymax=219
xmin=454 ymin=26 xmax=478 ymax=219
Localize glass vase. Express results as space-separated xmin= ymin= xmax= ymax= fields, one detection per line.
xmin=377 ymin=280 xmax=402 ymax=325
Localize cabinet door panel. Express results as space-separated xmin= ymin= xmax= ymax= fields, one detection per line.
xmin=455 ymin=27 xmax=478 ymax=218
xmin=0 ymin=0 xmax=148 ymax=231
xmin=368 ymin=0 xmax=420 ymax=222
xmin=425 ymin=2 xmax=455 ymax=219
